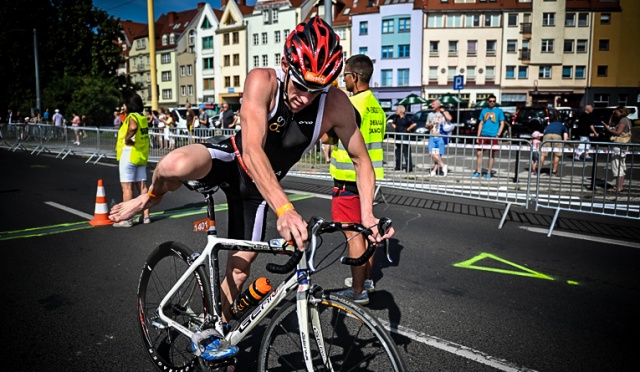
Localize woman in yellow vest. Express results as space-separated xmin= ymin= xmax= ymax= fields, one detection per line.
xmin=114 ymin=93 xmax=150 ymax=227
xmin=329 ymin=55 xmax=386 ymax=305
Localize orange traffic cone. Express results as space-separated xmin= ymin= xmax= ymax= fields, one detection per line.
xmin=89 ymin=179 xmax=114 ymax=226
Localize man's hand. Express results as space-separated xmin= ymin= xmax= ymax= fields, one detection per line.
xmin=276 ymin=209 xmax=309 ymax=250
xmin=362 ymin=215 xmax=395 ymax=245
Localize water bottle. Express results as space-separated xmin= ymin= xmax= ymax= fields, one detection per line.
xmin=230 ymin=277 xmax=272 ymax=319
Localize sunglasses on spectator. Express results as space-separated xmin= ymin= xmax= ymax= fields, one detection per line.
xmin=488 ymin=100 xmax=496 ymax=103
xmin=343 ymin=71 xmax=362 ymax=78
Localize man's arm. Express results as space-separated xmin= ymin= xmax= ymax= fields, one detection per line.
xmin=240 ymin=69 xmax=309 ymax=247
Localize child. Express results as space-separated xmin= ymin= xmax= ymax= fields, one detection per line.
xmin=531 ymin=131 xmax=541 ymax=175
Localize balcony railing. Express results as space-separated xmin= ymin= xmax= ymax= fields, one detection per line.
xmin=519 ymin=48 xmax=531 ymax=61
xmin=520 ymin=22 xmax=532 ymax=35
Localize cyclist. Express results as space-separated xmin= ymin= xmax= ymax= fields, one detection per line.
xmin=109 ymin=17 xmax=394 ymax=321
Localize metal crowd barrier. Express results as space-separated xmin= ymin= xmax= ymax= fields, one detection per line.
xmin=3 ymin=122 xmax=637 ymax=235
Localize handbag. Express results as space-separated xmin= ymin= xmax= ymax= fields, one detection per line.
xmin=611 ymin=131 xmax=631 ymax=143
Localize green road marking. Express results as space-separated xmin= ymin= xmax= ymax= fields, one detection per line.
xmin=0 ymin=193 xmax=314 ymax=241
xmin=453 ymin=252 xmax=555 ymax=281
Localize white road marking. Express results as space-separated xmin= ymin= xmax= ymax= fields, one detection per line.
xmin=45 ymin=201 xmax=94 ymax=220
xmin=520 ymin=226 xmax=640 ymax=249
xmin=378 ymin=319 xmax=537 ymax=372
xmin=283 ymin=189 xmax=332 ymax=200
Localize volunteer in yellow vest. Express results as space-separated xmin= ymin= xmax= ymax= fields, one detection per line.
xmin=329 ymin=54 xmax=385 ymax=305
xmin=114 ymin=92 xmax=151 ymax=227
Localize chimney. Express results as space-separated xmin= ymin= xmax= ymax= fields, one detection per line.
xmin=197 ymin=2 xmax=205 ymax=9
xmin=168 ymin=11 xmax=176 ymax=24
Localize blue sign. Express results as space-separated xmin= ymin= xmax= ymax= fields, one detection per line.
xmin=453 ymin=75 xmax=464 ymax=91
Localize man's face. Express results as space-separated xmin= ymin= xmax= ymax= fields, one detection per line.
xmin=431 ymin=101 xmax=440 ymax=111
xmin=585 ymin=105 xmax=593 ymax=113
xmin=343 ymin=66 xmax=356 ymax=93
xmin=222 ymin=105 xmax=228 ymax=111
xmin=286 ymin=71 xmax=322 ymax=113
xmin=488 ymin=97 xmax=496 ymax=106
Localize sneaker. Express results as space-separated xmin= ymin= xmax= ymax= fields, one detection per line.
xmin=430 ymin=170 xmax=437 ymax=177
xmin=471 ymin=172 xmax=481 ymax=179
xmin=485 ymin=173 xmax=492 ymax=180
xmin=191 ymin=331 xmax=239 ymax=361
xmin=532 ymin=170 xmax=538 ymax=176
xmin=335 ymin=287 xmax=370 ymax=305
xmin=344 ymin=277 xmax=375 ymax=293
xmin=113 ymin=219 xmax=133 ymax=227
xmin=442 ymin=165 xmax=448 ymax=177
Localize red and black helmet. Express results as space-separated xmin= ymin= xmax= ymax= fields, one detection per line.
xmin=284 ymin=17 xmax=343 ymax=91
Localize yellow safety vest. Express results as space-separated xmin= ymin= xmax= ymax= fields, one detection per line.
xmin=330 ymin=90 xmax=385 ymax=182
xmin=116 ymin=112 xmax=149 ymax=165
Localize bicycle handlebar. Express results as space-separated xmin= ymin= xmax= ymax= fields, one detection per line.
xmin=265 ymin=216 xmax=392 ymax=274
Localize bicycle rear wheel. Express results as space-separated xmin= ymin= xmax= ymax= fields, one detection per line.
xmin=258 ymin=293 xmax=406 ymax=371
xmin=137 ymin=241 xmax=213 ymax=371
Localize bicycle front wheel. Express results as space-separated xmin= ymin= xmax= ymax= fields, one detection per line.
xmin=137 ymin=241 xmax=213 ymax=371
xmin=258 ymin=293 xmax=406 ymax=371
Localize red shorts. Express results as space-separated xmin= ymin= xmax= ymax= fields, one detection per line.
xmin=477 ymin=138 xmax=500 ymax=151
xmin=331 ymin=187 xmax=361 ymax=223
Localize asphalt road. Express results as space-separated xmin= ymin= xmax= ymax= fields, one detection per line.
xmin=1 ymin=150 xmax=639 ymax=371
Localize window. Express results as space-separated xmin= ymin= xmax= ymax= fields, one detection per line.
xmin=233 ymin=32 xmax=239 ymax=44
xmin=262 ymin=55 xmax=268 ymax=67
xmin=467 ymin=40 xmax=477 ymax=55
xmin=187 ymin=65 xmax=192 ymax=76
xmin=398 ymin=69 xmax=409 ymax=86
xmin=565 ymin=13 xmax=575 ymax=26
xmin=162 ymin=89 xmax=172 ymax=99
xmin=486 ymin=66 xmax=495 ymax=80
xmin=204 ymin=78 xmax=214 ymax=90
xmin=180 ymin=65 xmax=186 ymax=76
xmin=446 ymin=14 xmax=462 ymax=28
xmin=225 ymin=76 xmax=231 ymax=88
xmin=449 ymin=40 xmax=458 ymax=55
xmin=578 ymin=13 xmax=589 ymax=27
xmin=263 ymin=9 xmax=271 ymax=24
xmin=600 ymin=13 xmax=611 ymax=25
xmin=234 ymin=76 xmax=240 ymax=87
xmin=467 ymin=66 xmax=476 ymax=81
xmin=253 ymin=56 xmax=259 ymax=68
xmin=161 ymin=53 xmax=171 ymax=64
xmin=262 ymin=33 xmax=267 ymax=44
xmin=485 ymin=14 xmax=500 ymax=27
xmin=203 ymin=58 xmax=213 ymax=70
xmin=575 ymin=66 xmax=586 ymax=79
xmin=382 ymin=19 xmax=394 ymax=33
xmin=447 ymin=67 xmax=456 ymax=81
xmin=398 ymin=44 xmax=410 ymax=58
xmin=542 ymin=13 xmax=555 ymax=26
xmin=202 ymin=17 xmax=212 ymax=29
xmin=508 ymin=13 xmax=518 ymax=26
xmin=188 ymin=85 xmax=193 ymax=96
xmin=274 ymin=53 xmax=281 ymax=65
xmin=275 ymin=31 xmax=281 ymax=44
xmin=594 ymin=93 xmax=609 ymax=106
xmin=429 ymin=67 xmax=438 ymax=81
xmin=381 ymin=69 xmax=392 ymax=87
xmin=466 ymin=14 xmax=481 ymax=27
xmin=597 ymin=65 xmax=608 ymax=77
xmin=359 ymin=47 xmax=368 ymax=55
xmin=161 ymin=71 xmax=171 ymax=81
xmin=359 ymin=21 xmax=368 ymax=35
xmin=272 ymin=9 xmax=278 ymax=23
xmin=564 ymin=40 xmax=574 ymax=53
xmin=576 ymin=40 xmax=587 ymax=53
xmin=223 ymin=34 xmax=230 ymax=45
xmin=518 ymin=66 xmax=528 ymax=79
xmin=428 ymin=15 xmax=444 ymax=28
xmin=599 ymin=39 xmax=609 ymax=51
xmin=539 ymin=65 xmax=551 ymax=78
xmin=507 ymin=40 xmax=517 ymax=53
xmin=162 ymin=35 xmax=168 ymax=46
xmin=430 ymin=41 xmax=439 ymax=54
xmin=398 ymin=17 xmax=411 ymax=32
xmin=506 ymin=66 xmax=515 ymax=79
xmin=541 ymin=39 xmax=554 ymax=53
xmin=233 ymin=54 xmax=239 ymax=66
xmin=224 ymin=55 xmax=230 ymax=67
xmin=189 ymin=31 xmax=196 ymax=45
xmin=486 ymin=40 xmax=497 ymax=55
xmin=253 ymin=34 xmax=259 ymax=45
xmin=202 ymin=36 xmax=213 ymax=49
xmin=562 ymin=66 xmax=572 ymax=78
xmin=381 ymin=46 xmax=393 ymax=59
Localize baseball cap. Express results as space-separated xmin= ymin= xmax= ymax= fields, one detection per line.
xmin=532 ymin=131 xmax=542 ymax=138
xmin=55 ymin=109 xmax=60 ymax=113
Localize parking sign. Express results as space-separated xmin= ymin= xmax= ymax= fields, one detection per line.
xmin=453 ymin=75 xmax=464 ymax=91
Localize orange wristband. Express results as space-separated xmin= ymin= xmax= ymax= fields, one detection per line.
xmin=148 ymin=190 xmax=164 ymax=199
xmin=276 ymin=202 xmax=295 ymax=218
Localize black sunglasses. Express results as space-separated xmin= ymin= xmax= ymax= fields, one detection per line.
xmin=344 ymin=71 xmax=362 ymax=78
xmin=488 ymin=100 xmax=496 ymax=103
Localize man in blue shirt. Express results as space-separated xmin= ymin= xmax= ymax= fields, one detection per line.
xmin=539 ymin=115 xmax=569 ymax=176
xmin=472 ymin=94 xmax=505 ymax=180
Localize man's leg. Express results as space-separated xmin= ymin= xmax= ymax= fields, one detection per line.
xmin=394 ymin=144 xmax=402 ymax=169
xmin=344 ymin=231 xmax=368 ymax=294
xmin=476 ymin=148 xmax=483 ymax=173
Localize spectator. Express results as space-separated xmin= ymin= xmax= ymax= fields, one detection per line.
xmin=425 ymin=99 xmax=452 ymax=177
xmin=220 ymin=103 xmax=235 ymax=129
xmin=391 ymin=105 xmax=416 ymax=172
xmin=113 ymin=110 xmax=122 ymax=138
xmin=539 ymin=114 xmax=569 ymax=176
xmin=330 ymin=54 xmax=386 ymax=305
xmin=81 ymin=114 xmax=88 ymax=138
xmin=52 ymin=109 xmax=64 ymax=140
xmin=472 ymin=94 xmax=505 ymax=180
xmin=114 ymin=92 xmax=151 ymax=227
xmin=109 ymin=17 xmax=393 ymax=326
xmin=604 ymin=106 xmax=632 ymax=192
xmin=574 ymin=105 xmax=598 ymax=161
xmin=531 ymin=131 xmax=542 ymax=175
xmin=43 ymin=108 xmax=50 ymax=124
xmin=71 ymin=112 xmax=81 ymax=145
xmin=199 ymin=107 xmax=209 ymax=128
